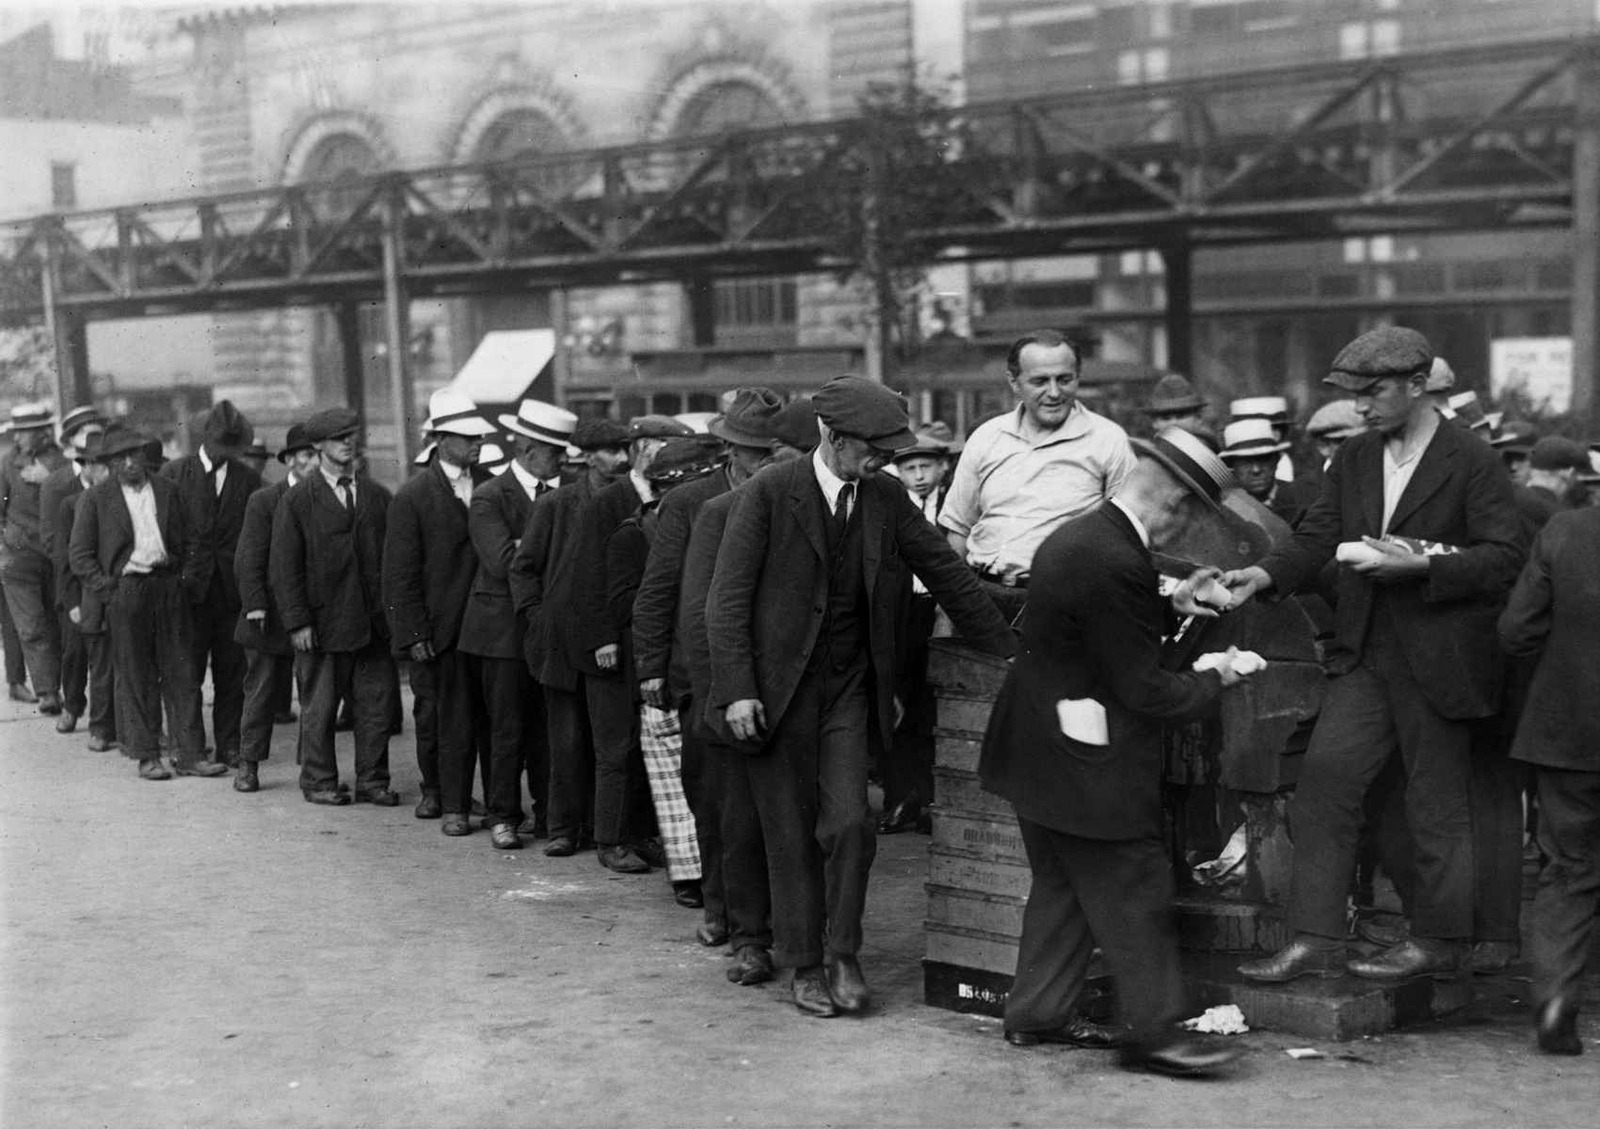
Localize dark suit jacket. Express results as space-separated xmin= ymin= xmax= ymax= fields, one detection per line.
xmin=39 ymin=464 xmax=82 ymax=604
xmin=1513 ymin=484 xmax=1568 ymax=543
xmin=1258 ymin=420 xmax=1524 ymax=720
xmin=1499 ymin=507 xmax=1600 ymax=771
xmin=382 ymin=463 xmax=479 ymax=655
xmin=460 ymin=470 xmax=547 ymax=661
xmin=632 ymin=467 xmax=732 ymax=700
xmin=569 ymin=474 xmax=650 ymax=670
xmin=605 ymin=513 xmax=654 ymax=691
xmin=161 ymin=452 xmax=262 ymax=607
xmin=509 ymin=474 xmax=597 ymax=690
xmin=681 ymin=490 xmax=735 ymax=731
xmin=980 ymin=505 xmax=1224 ymax=840
xmin=68 ymin=474 xmax=198 ymax=609
xmin=1 ymin=444 xmax=67 ymax=556
xmin=232 ymin=478 xmax=292 ymax=656
xmin=1266 ymin=477 xmax=1313 ymax=528
xmin=270 ymin=471 xmax=391 ymax=654
xmin=54 ymin=490 xmax=105 ymax=634
xmin=706 ymin=456 xmax=1015 ymax=752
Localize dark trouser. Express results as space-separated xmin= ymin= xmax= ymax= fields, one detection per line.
xmin=1529 ymin=766 xmax=1600 ymax=1007
xmin=1470 ymin=725 xmax=1527 ymax=944
xmin=1 ymin=579 xmax=23 ymax=685
xmin=544 ymin=682 xmax=594 ymax=842
xmin=239 ymin=645 xmax=293 ymax=763
xmin=1007 ymin=817 xmax=1184 ymax=1050
xmin=744 ymin=657 xmax=874 ymax=970
xmin=271 ymin=659 xmax=294 ymax=715
xmin=882 ymin=595 xmax=938 ymax=814
xmin=408 ymin=649 xmax=482 ymax=815
xmin=82 ymin=632 xmax=115 ymax=740
xmin=0 ymin=547 xmax=60 ymax=693
xmin=681 ymin=708 xmax=723 ymax=912
xmin=296 ymin=640 xmax=395 ymax=793
xmin=1288 ymin=619 xmax=1476 ymax=941
xmin=190 ymin=584 xmax=246 ymax=759
xmin=477 ymin=655 xmax=546 ymax=827
xmin=59 ymin=608 xmax=87 ymax=717
xmin=684 ymin=715 xmax=773 ymax=951
xmin=585 ymin=672 xmax=644 ymax=847
xmin=107 ymin=572 xmax=204 ymax=762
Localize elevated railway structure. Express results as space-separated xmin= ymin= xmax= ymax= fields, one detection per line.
xmin=4 ymin=34 xmax=1599 ymax=462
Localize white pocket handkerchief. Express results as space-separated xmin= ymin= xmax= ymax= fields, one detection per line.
xmin=1056 ymin=698 xmax=1110 ymax=746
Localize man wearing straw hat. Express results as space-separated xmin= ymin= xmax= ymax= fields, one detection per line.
xmin=39 ymin=405 xmax=106 ymax=736
xmin=0 ymin=401 xmax=68 ymax=716
xmin=1218 ymin=418 xmax=1312 ymax=526
xmin=50 ymin=427 xmax=116 ymax=752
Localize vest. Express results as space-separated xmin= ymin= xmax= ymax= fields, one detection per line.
xmin=816 ymin=492 xmax=869 ymax=672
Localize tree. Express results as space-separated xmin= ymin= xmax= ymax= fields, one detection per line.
xmin=0 ymin=323 xmax=54 ymax=403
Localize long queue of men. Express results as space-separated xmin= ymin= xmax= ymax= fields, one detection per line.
xmin=3 ymin=322 xmax=1598 ymax=1080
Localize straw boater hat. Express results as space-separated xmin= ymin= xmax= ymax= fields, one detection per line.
xmin=1305 ymin=399 xmax=1364 ymax=441
xmin=892 ymin=421 xmax=962 ymax=462
xmin=423 ymin=388 xmax=496 ymax=437
xmin=1228 ymin=396 xmax=1290 ymax=424
xmin=3 ymin=402 xmax=56 ymax=435
xmin=1130 ymin=425 xmax=1235 ymax=512
xmin=1445 ymin=390 xmax=1497 ymax=432
xmin=477 ymin=440 xmax=512 ymax=476
xmin=57 ymin=405 xmax=106 ymax=446
xmin=499 ymin=399 xmax=579 ymax=448
xmin=1147 ymin=373 xmax=1207 ymax=415
xmin=1219 ymin=418 xmax=1291 ymax=462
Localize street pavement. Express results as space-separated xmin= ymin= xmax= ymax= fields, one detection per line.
xmin=1 ymin=688 xmax=1595 ymax=1128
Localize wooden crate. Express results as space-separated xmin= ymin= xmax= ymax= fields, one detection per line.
xmin=930 ymin=808 xmax=1028 ymax=866
xmin=926 ymin=883 xmax=1027 ymax=937
xmin=932 ymin=766 xmax=1013 ymax=819
xmin=928 ymin=848 xmax=1033 ymax=900
xmin=925 ymin=920 xmax=1021 ymax=975
xmin=932 ymin=694 xmax=993 ymax=739
xmin=931 ymin=732 xmax=983 ymax=774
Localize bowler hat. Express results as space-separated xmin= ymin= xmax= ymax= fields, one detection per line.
xmin=707 ymin=387 xmax=783 ymax=449
xmin=644 ymin=435 xmax=725 ymax=486
xmin=1130 ymin=426 xmax=1235 ymax=512
xmin=892 ymin=421 xmax=961 ymax=462
xmin=423 ymin=388 xmax=496 ymax=438
xmin=1324 ymin=327 xmax=1433 ymax=393
xmin=1219 ymin=418 xmax=1290 ymax=461
xmin=628 ymin=414 xmax=694 ymax=441
xmin=94 ymin=422 xmax=158 ymax=463
xmin=302 ymin=407 xmax=362 ymax=443
xmin=278 ymin=422 xmax=315 ymax=463
xmin=571 ymin=419 xmax=631 ymax=451
xmin=1148 ymin=373 xmax=1206 ymax=415
xmin=813 ymin=376 xmax=917 ymax=451
xmin=201 ymin=399 xmax=254 ymax=454
xmin=500 ymin=399 xmax=578 ymax=447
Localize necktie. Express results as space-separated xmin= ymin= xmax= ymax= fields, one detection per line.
xmin=834 ymin=483 xmax=853 ymax=533
xmin=336 ymin=475 xmax=353 ymax=511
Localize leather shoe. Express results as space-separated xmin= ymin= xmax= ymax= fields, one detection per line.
xmin=54 ymin=711 xmax=78 ymax=734
xmin=697 ymin=915 xmax=730 ymax=947
xmin=516 ymin=816 xmax=546 ymax=838
xmin=597 ymin=844 xmax=650 ymax=873
xmin=1122 ymin=1035 xmax=1242 ymax=1078
xmin=792 ymin=966 xmax=838 ymax=1018
xmin=86 ymin=734 xmax=118 ymax=752
xmin=544 ymin=835 xmax=578 ymax=857
xmin=414 ymin=791 xmax=442 ymax=819
xmin=1238 ymin=937 xmax=1345 ymax=983
xmin=8 ymin=681 xmax=36 ymax=703
xmin=302 ymin=788 xmax=350 ymax=805
xmin=234 ymin=764 xmax=259 ymax=793
xmin=173 ymin=759 xmax=229 ymax=778
xmin=1465 ymin=940 xmax=1519 ymax=975
xmin=1005 ymin=1015 xmax=1126 ymax=1049
xmin=824 ymin=954 xmax=870 ymax=1014
xmin=672 ymin=880 xmax=704 ymax=908
xmin=727 ymin=945 xmax=775 ymax=986
xmin=634 ymin=837 xmax=668 ymax=869
xmin=442 ymin=814 xmax=473 ymax=836
xmin=877 ymin=799 xmax=923 ymax=835
xmin=137 ymin=758 xmax=172 ymax=781
xmin=36 ymin=689 xmax=62 ymax=716
xmin=1537 ymin=997 xmax=1582 ymax=1055
xmin=1346 ymin=938 xmax=1464 ymax=981
xmin=353 ymin=787 xmax=400 ymax=806
xmin=490 ymin=823 xmax=523 ymax=850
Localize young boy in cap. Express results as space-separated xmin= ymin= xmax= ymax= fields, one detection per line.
xmin=39 ymin=405 xmax=106 ymax=735
xmin=1 ymin=402 xmax=68 ymax=716
xmin=707 ymin=375 xmax=1015 ymax=1018
xmin=69 ymin=422 xmax=227 ymax=780
xmin=271 ymin=408 xmax=398 ymax=806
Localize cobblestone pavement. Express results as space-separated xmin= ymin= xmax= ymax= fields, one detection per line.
xmin=1 ymin=691 xmax=1594 ymax=1128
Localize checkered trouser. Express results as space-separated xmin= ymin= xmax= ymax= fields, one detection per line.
xmin=639 ymin=704 xmax=702 ymax=882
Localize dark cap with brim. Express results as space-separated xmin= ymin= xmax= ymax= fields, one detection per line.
xmin=278 ymin=422 xmax=315 ymax=462
xmin=1529 ymin=436 xmax=1591 ymax=471
xmin=94 ymin=422 xmax=159 ymax=463
xmin=572 ymin=419 xmax=631 ymax=451
xmin=302 ymin=408 xmax=362 ymax=443
xmin=1131 ymin=426 xmax=1236 ymax=512
xmin=813 ymin=375 xmax=916 ymax=451
xmin=1325 ymin=326 xmax=1433 ymax=393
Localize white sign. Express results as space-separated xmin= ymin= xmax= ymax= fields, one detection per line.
xmin=1490 ymin=337 xmax=1571 ymax=413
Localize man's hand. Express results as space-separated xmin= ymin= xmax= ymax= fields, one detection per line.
xmin=725 ymin=699 xmax=766 ymax=743
xmin=640 ymin=677 xmax=668 ymax=709
xmin=68 ymin=606 xmax=81 ymax=626
xmin=246 ymin=609 xmax=266 ymax=623
xmin=1219 ymin=565 xmax=1273 ymax=610
xmin=408 ymin=641 xmax=436 ymax=663
xmin=290 ymin=626 xmax=316 ymax=653
xmin=1172 ymin=566 xmax=1227 ymax=619
xmin=1349 ymin=536 xmax=1430 ymax=584
xmin=594 ymin=644 xmax=620 ymax=672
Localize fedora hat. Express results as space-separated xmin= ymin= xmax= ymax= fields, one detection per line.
xmin=201 ymin=399 xmax=254 ymax=455
xmin=1219 ymin=418 xmax=1291 ymax=461
xmin=1130 ymin=425 xmax=1235 ymax=512
xmin=423 ymin=388 xmax=496 ymax=438
xmin=707 ymin=387 xmax=783 ymax=449
xmin=94 ymin=422 xmax=158 ymax=463
xmin=1147 ymin=373 xmax=1206 ymax=415
xmin=499 ymin=399 xmax=578 ymax=447
xmin=892 ymin=421 xmax=961 ymax=462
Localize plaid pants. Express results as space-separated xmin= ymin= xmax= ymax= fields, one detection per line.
xmin=640 ymin=704 xmax=701 ymax=882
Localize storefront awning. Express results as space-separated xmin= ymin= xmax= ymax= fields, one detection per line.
xmin=449 ymin=329 xmax=554 ymax=407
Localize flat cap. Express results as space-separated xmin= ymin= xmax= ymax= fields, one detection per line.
xmin=644 ymin=434 xmax=725 ymax=486
xmin=1528 ymin=436 xmax=1591 ymax=471
xmin=1148 ymin=373 xmax=1206 ymax=414
xmin=1325 ymin=327 xmax=1433 ymax=393
xmin=628 ymin=414 xmax=694 ymax=441
xmin=769 ymin=397 xmax=819 ymax=453
xmin=571 ymin=418 xmax=631 ymax=451
xmin=302 ymin=407 xmax=362 ymax=442
xmin=278 ymin=422 xmax=315 ymax=462
xmin=813 ymin=376 xmax=916 ymax=450
xmin=1305 ymin=399 xmax=1364 ymax=440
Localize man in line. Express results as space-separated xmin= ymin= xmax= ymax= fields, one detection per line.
xmin=69 ymin=423 xmax=227 ymax=781
xmin=232 ymin=423 xmax=317 ymax=793
xmin=1514 ymin=436 xmax=1589 ymax=540
xmin=39 ymin=405 xmax=107 ymax=736
xmin=162 ymin=400 xmax=262 ymax=767
xmin=460 ymin=398 xmax=577 ymax=850
xmin=940 ymin=330 xmax=1135 ymax=605
xmin=1219 ymin=418 xmax=1311 ymax=527
xmin=510 ymin=419 xmax=632 ymax=858
xmin=571 ymin=415 xmax=694 ymax=873
xmin=51 ymin=430 xmax=116 ymax=752
xmin=1229 ymin=396 xmax=1299 ymax=485
xmin=707 ymin=376 xmax=1016 ymax=1019
xmin=271 ymin=408 xmax=398 ymax=807
xmin=1226 ymin=327 xmax=1524 ymax=983
xmin=1 ymin=403 xmax=68 ymax=715
xmin=1144 ymin=373 xmax=1208 ymax=433
xmin=981 ymin=426 xmax=1249 ymax=1078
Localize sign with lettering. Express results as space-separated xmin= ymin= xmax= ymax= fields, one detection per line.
xmin=1490 ymin=337 xmax=1571 ymax=413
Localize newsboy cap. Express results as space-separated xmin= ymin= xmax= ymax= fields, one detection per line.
xmin=302 ymin=407 xmax=362 ymax=443
xmin=1305 ymin=399 xmax=1364 ymax=440
xmin=813 ymin=376 xmax=917 ymax=450
xmin=1528 ymin=436 xmax=1591 ymax=472
xmin=769 ymin=397 xmax=819 ymax=453
xmin=571 ymin=418 xmax=631 ymax=451
xmin=628 ymin=414 xmax=694 ymax=441
xmin=644 ymin=434 xmax=725 ymax=486
xmin=1324 ymin=327 xmax=1434 ymax=393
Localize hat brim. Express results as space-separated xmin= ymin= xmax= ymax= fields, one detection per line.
xmin=1221 ymin=440 xmax=1290 ymax=461
xmin=1148 ymin=398 xmax=1207 ymax=415
xmin=865 ymin=427 xmax=919 ymax=452
xmin=706 ymin=416 xmax=777 ymax=450
xmin=497 ymin=413 xmax=573 ymax=447
xmin=277 ymin=443 xmax=314 ymax=463
xmin=95 ymin=439 xmax=157 ymax=463
xmin=426 ymin=417 xmax=498 ymax=438
xmin=1130 ymin=436 xmax=1225 ymax=512
xmin=891 ymin=442 xmax=958 ymax=462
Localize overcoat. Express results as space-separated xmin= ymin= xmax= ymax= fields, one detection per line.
xmin=270 ymin=472 xmax=391 ymax=654
xmin=160 ymin=453 xmax=262 ymax=607
xmin=1257 ymin=419 xmax=1524 ymax=720
xmin=508 ymin=475 xmax=595 ymax=690
xmin=231 ymin=478 xmax=292 ymax=655
xmin=68 ymin=474 xmax=197 ymax=600
xmin=54 ymin=490 xmax=103 ymax=633
xmin=38 ymin=464 xmax=81 ymax=602
xmin=680 ymin=489 xmax=736 ymax=734
xmin=979 ymin=504 xmax=1223 ymax=841
xmin=1499 ymin=506 xmax=1600 ymax=772
xmin=382 ymin=462 xmax=479 ymax=655
xmin=459 ymin=469 xmax=544 ymax=660
xmin=705 ymin=456 xmax=1014 ymax=753
xmin=569 ymin=474 xmax=649 ymax=664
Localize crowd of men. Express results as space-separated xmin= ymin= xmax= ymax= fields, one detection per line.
xmin=3 ymin=323 xmax=1598 ymax=1078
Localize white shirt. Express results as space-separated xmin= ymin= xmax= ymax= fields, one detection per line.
xmin=439 ymin=458 xmax=473 ymax=507
xmin=1109 ymin=497 xmax=1152 ymax=550
xmin=197 ymin=445 xmax=227 ymax=496
xmin=120 ymin=482 xmax=169 ymax=573
xmin=908 ymin=486 xmax=941 ymax=594
xmin=320 ymin=465 xmax=355 ymax=508
xmin=812 ymin=447 xmax=855 ymax=520
xmin=509 ymin=460 xmax=557 ymax=503
xmin=1381 ymin=413 xmax=1440 ymax=534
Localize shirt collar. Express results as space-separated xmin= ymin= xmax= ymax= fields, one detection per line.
xmin=286 ymin=471 xmax=300 ymax=487
xmin=1109 ymin=498 xmax=1151 ymax=549
xmin=319 ymin=465 xmax=349 ymax=492
xmin=509 ymin=459 xmax=544 ymax=499
xmin=811 ymin=446 xmax=852 ymax=509
xmin=1002 ymin=401 xmax=1092 ymax=446
xmin=629 ymin=467 xmax=655 ymax=505
xmin=439 ymin=459 xmax=467 ymax=482
xmin=197 ymin=446 xmax=215 ymax=473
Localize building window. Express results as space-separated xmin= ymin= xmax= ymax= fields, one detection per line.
xmin=299 ymin=133 xmax=381 ymax=218
xmin=713 ymin=277 xmax=798 ymax=335
xmin=50 ymin=162 xmax=76 ymax=209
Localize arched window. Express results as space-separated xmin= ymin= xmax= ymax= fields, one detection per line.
xmin=299 ymin=132 xmax=380 ymax=219
xmin=673 ymin=80 xmax=788 ymax=137
xmin=474 ymin=108 xmax=568 ymax=162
